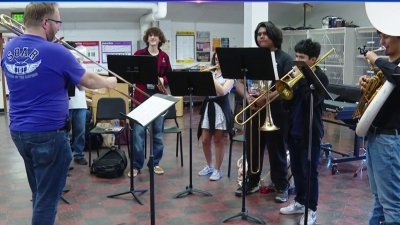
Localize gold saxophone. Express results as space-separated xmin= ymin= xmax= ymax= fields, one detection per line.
xmin=352 ymin=46 xmax=386 ymax=119
xmin=352 ymin=71 xmax=384 ymax=119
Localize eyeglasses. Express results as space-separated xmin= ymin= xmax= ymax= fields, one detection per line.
xmin=47 ymin=18 xmax=63 ymax=25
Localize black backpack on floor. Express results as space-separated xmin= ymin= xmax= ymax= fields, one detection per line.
xmin=90 ymin=147 xmax=127 ymax=178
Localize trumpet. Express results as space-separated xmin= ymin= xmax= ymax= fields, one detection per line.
xmin=0 ymin=14 xmax=149 ymax=106
xmin=235 ymin=48 xmax=336 ymax=126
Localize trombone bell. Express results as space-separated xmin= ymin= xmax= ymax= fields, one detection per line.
xmin=275 ymin=74 xmax=304 ymax=100
xmin=259 ymin=81 xmax=280 ymax=132
xmin=259 ymin=118 xmax=279 ymax=131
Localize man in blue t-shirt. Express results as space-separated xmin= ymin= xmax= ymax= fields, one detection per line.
xmin=1 ymin=3 xmax=116 ymax=225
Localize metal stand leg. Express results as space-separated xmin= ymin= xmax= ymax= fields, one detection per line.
xmin=107 ymin=127 xmax=147 ymax=205
xmin=174 ymin=92 xmax=212 ymax=198
xmin=353 ymin=148 xmax=367 ymax=178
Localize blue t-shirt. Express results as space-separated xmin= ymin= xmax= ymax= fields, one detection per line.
xmin=1 ymin=34 xmax=86 ymax=132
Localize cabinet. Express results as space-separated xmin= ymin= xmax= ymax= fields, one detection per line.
xmin=281 ymin=30 xmax=307 ymax=59
xmin=282 ymin=27 xmax=357 ymax=86
xmin=353 ymin=27 xmax=386 ymax=85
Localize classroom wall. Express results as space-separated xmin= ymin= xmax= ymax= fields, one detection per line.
xmin=1 ymin=2 xmax=375 ymax=73
xmin=58 ymin=20 xmax=243 ymax=71
xmin=269 ymin=3 xmax=371 ymax=29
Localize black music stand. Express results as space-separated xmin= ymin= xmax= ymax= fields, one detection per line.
xmin=106 ymin=55 xmax=158 ymax=205
xmin=217 ymin=47 xmax=277 ymax=225
xmin=107 ymin=55 xmax=158 ymax=85
xmin=106 ymin=112 xmax=147 ymax=205
xmin=167 ymin=71 xmax=216 ymax=198
xmin=127 ymin=93 xmax=178 ymax=225
xmin=294 ymin=61 xmax=332 ymax=225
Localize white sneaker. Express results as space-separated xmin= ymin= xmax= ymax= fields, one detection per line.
xmin=198 ymin=166 xmax=214 ymax=176
xmin=299 ymin=209 xmax=317 ymax=225
xmin=280 ymin=201 xmax=305 ymax=215
xmin=209 ymin=169 xmax=222 ymax=181
xmin=127 ymin=169 xmax=139 ymax=178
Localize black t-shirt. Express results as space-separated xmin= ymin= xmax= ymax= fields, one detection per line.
xmin=372 ymin=58 xmax=400 ymax=129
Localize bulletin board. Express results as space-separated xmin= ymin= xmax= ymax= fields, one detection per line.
xmin=74 ymin=41 xmax=100 ymax=64
xmin=176 ymin=31 xmax=195 ymax=64
xmin=101 ymin=41 xmax=132 ymax=64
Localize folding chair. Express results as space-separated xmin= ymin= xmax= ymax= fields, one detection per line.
xmin=88 ymin=97 xmax=130 ymax=167
xmin=163 ymin=106 xmax=183 ymax=167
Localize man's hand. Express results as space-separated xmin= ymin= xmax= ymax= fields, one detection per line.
xmin=106 ymin=77 xmax=117 ymax=89
xmin=365 ymin=51 xmax=379 ymax=66
xmin=358 ymin=75 xmax=369 ymax=92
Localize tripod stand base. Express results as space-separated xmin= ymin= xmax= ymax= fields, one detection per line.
xmin=173 ymin=186 xmax=212 ymax=199
xmin=222 ymin=210 xmax=265 ymax=224
xmin=107 ymin=189 xmax=148 ymax=205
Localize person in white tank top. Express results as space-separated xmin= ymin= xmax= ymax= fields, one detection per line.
xmin=197 ymin=52 xmax=235 ymax=181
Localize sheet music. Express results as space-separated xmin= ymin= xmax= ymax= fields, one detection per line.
xmin=271 ymin=51 xmax=279 ymax=80
xmin=127 ymin=95 xmax=176 ymax=127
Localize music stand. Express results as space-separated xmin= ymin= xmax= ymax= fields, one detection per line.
xmin=217 ymin=47 xmax=277 ymax=225
xmin=107 ymin=55 xmax=158 ymax=85
xmin=106 ymin=55 xmax=158 ymax=205
xmin=294 ymin=61 xmax=332 ymax=225
xmin=127 ymin=93 xmax=178 ymax=225
xmin=106 ymin=112 xmax=147 ymax=205
xmin=167 ymin=71 xmax=216 ymax=198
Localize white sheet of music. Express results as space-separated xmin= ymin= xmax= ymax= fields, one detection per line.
xmin=127 ymin=94 xmax=176 ymax=127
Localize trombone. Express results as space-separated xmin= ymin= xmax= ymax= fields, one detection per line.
xmin=234 ymin=47 xmax=336 ymax=126
xmin=250 ymin=80 xmax=279 ymax=174
xmin=234 ymin=48 xmax=335 ymax=174
xmin=0 ymin=14 xmax=150 ymax=106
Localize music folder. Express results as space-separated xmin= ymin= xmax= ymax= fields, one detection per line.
xmin=127 ymin=93 xmax=178 ymax=127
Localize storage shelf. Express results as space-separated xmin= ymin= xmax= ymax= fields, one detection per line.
xmin=282 ymin=27 xmax=382 ymax=87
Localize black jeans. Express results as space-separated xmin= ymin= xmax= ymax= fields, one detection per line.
xmin=245 ymin=109 xmax=289 ymax=190
xmin=287 ymin=137 xmax=321 ymax=211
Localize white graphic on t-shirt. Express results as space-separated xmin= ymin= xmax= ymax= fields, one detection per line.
xmin=4 ymin=47 xmax=41 ymax=79
xmin=5 ymin=60 xmax=41 ymax=76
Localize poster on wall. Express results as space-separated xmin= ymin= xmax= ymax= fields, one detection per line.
xmin=212 ymin=38 xmax=221 ymax=52
xmin=101 ymin=41 xmax=132 ymax=64
xmin=196 ymin=31 xmax=210 ymax=62
xmin=221 ymin=37 xmax=229 ymax=48
xmin=196 ymin=52 xmax=210 ymax=62
xmin=75 ymin=41 xmax=100 ymax=64
xmin=196 ymin=42 xmax=210 ymax=52
xmin=176 ymin=31 xmax=195 ymax=64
